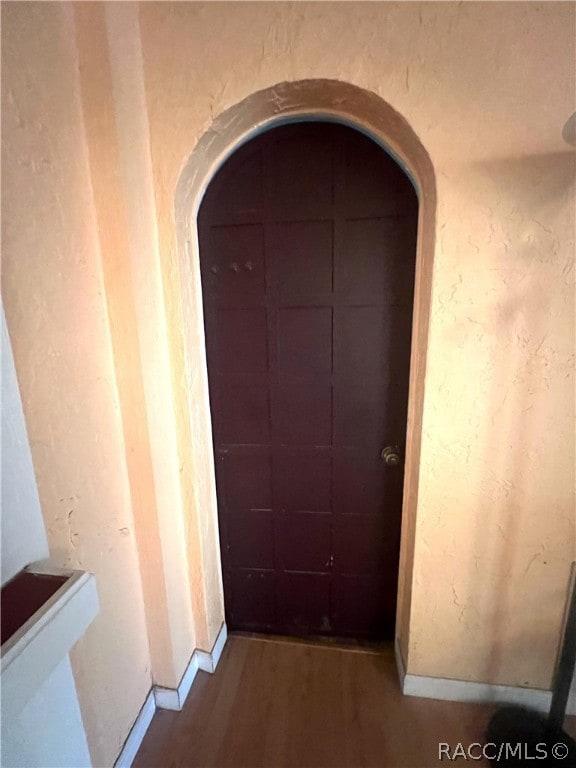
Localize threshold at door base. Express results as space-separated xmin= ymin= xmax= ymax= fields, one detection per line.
xmin=232 ymin=630 xmax=389 ymax=655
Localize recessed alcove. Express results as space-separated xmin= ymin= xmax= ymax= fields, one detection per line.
xmin=1 ymin=569 xmax=68 ymax=646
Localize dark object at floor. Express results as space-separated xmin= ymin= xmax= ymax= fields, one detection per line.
xmin=486 ymin=706 xmax=576 ymax=767
xmin=486 ymin=563 xmax=576 ymax=767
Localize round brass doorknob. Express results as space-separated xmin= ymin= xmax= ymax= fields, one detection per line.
xmin=381 ymin=446 xmax=401 ymax=467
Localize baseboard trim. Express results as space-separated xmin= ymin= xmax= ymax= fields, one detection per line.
xmin=210 ymin=620 xmax=228 ymax=669
xmin=114 ymin=623 xmax=227 ymax=767
xmin=153 ymin=684 xmax=182 ymax=711
xmin=113 ymin=690 xmax=156 ymax=768
xmin=154 ymin=623 xmax=228 ymax=709
xmin=196 ymin=619 xmax=227 ymax=672
xmin=403 ymin=672 xmax=552 ymax=713
xmin=394 ymin=636 xmax=407 ymax=690
xmin=394 ymin=636 xmax=575 ymax=716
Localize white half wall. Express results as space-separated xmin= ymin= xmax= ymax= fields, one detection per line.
xmin=1 ymin=656 xmax=91 ymax=768
xmin=1 ymin=303 xmax=49 ymax=585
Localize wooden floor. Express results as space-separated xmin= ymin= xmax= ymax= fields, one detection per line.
xmin=133 ymin=635 xmax=506 ymax=768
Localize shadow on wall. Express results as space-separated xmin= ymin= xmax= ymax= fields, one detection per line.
xmin=464 ymin=149 xmax=575 ymax=687
xmin=475 ymin=151 xmax=576 ymax=214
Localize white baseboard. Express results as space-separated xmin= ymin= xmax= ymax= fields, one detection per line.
xmin=155 ymin=623 xmax=228 ymax=709
xmin=394 ymin=635 xmax=406 ymax=689
xmin=154 ymin=653 xmax=200 ymax=711
xmin=402 ymin=671 xmax=552 ymax=713
xmin=395 ymin=637 xmax=576 ymax=717
xmin=197 ymin=620 xmax=228 ymax=673
xmin=152 ymin=685 xmax=182 ymax=711
xmin=114 ymin=623 xmax=227 ymax=767
xmin=114 ymin=691 xmax=156 ymax=768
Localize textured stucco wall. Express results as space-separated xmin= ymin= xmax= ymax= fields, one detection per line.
xmin=1 ymin=4 xmax=152 ymax=765
xmin=139 ymin=0 xmax=575 ymax=689
xmin=1 ymin=3 xmax=574 ymax=764
xmin=74 ymin=0 xmax=197 ymax=687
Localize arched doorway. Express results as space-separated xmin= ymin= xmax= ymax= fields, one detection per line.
xmin=198 ymin=121 xmax=418 ymax=640
xmin=174 ymin=80 xmax=436 ymax=662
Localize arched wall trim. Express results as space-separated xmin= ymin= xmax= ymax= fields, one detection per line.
xmin=174 ymin=79 xmax=437 ymax=665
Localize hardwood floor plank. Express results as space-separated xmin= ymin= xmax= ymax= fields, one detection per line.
xmin=134 ymin=635 xmax=568 ymax=768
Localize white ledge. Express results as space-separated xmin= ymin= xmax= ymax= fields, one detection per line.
xmin=1 ymin=562 xmax=99 ymax=719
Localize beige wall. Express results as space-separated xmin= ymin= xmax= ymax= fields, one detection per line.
xmin=138 ymin=0 xmax=575 ymax=689
xmin=1 ymin=4 xmax=152 ymax=766
xmin=74 ymin=0 xmax=198 ymax=689
xmin=2 ymin=1 xmax=574 ymax=764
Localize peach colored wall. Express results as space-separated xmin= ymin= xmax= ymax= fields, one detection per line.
xmin=1 ymin=4 xmax=152 ymax=766
xmin=138 ymin=0 xmax=575 ymax=690
xmin=2 ymin=2 xmax=574 ymax=763
xmin=101 ymin=1 xmax=220 ymax=655
xmin=73 ymin=0 xmax=197 ymax=687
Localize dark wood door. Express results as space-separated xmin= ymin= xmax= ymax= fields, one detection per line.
xmin=199 ymin=122 xmax=418 ymax=641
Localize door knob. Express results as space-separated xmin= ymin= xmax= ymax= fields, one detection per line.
xmin=381 ymin=445 xmax=401 ymax=467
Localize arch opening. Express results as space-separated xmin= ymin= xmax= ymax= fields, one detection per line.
xmin=174 ymin=79 xmax=436 ymax=662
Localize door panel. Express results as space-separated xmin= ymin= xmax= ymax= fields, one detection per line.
xmin=332 ymin=574 xmax=393 ymax=638
xmin=226 ymin=510 xmax=275 ymax=569
xmin=277 ymin=573 xmax=331 ymax=635
xmin=277 ymin=514 xmax=332 ymax=572
xmin=276 ymin=379 xmax=332 ymax=445
xmin=275 ymin=221 xmax=333 ymax=297
xmin=199 ymin=122 xmax=418 ymax=641
xmin=215 ymin=383 xmax=270 ymax=445
xmin=277 ymin=307 xmax=333 ymax=375
xmin=265 ymin=132 xmax=333 ymax=219
xmin=231 ymin=571 xmax=276 ymax=629
xmin=203 ymin=225 xmax=265 ymax=295
xmin=215 ymin=308 xmax=268 ymax=375
xmin=220 ymin=452 xmax=272 ymax=510
xmin=273 ymin=449 xmax=331 ymax=513
xmin=332 ymin=448 xmax=395 ymax=515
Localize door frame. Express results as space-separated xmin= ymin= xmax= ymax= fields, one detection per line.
xmin=174 ymin=79 xmax=436 ymax=666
